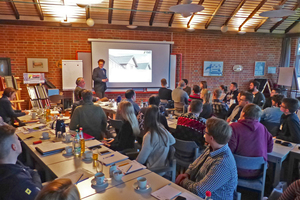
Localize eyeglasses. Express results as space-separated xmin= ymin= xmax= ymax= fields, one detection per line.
xmin=204 ymin=130 xmax=209 ymax=135
xmin=280 ymin=105 xmax=286 ymax=109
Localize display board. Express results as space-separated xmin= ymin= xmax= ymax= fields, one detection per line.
xmin=62 ymin=60 xmax=83 ymax=91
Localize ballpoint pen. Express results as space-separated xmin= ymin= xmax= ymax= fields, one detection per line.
xmin=103 ymin=154 xmax=114 ymax=159
xmin=126 ymin=165 xmax=132 ymax=173
xmin=76 ymin=174 xmax=84 ymax=184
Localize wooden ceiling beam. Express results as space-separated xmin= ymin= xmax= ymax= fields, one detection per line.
xmin=187 ymin=0 xmax=204 ymax=28
xmin=168 ymin=0 xmax=182 ymax=27
xmin=33 ymin=0 xmax=44 ymax=20
xmin=223 ymin=0 xmax=246 ymax=26
xmin=238 ymin=0 xmax=267 ymax=31
xmin=255 ymin=0 xmax=289 ymax=32
xmin=205 ymin=0 xmax=226 ymax=29
xmin=149 ymin=0 xmax=162 ymax=26
xmin=285 ymin=17 xmax=300 ymax=33
xmin=270 ymin=3 xmax=299 ymax=33
xmin=86 ymin=7 xmax=90 ymax=20
xmin=108 ymin=0 xmax=114 ymax=24
xmin=129 ymin=0 xmax=139 ymax=25
xmin=7 ymin=0 xmax=20 ymax=19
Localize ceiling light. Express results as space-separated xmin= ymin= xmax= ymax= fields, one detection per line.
xmin=269 ymin=17 xmax=283 ymax=22
xmin=86 ymin=18 xmax=94 ymax=26
xmin=169 ymin=0 xmax=204 ymax=16
xmin=238 ymin=30 xmax=246 ymax=34
xmin=186 ymin=27 xmax=195 ymax=32
xmin=127 ymin=25 xmax=137 ymax=29
xmin=60 ymin=19 xmax=72 ymax=27
xmin=221 ymin=25 xmax=228 ymax=33
xmin=259 ymin=5 xmax=296 ymax=18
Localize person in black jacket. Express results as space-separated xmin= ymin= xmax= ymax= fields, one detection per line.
xmin=158 ymin=78 xmax=172 ymax=100
xmin=0 ymin=87 xmax=25 ymax=125
xmin=92 ymin=59 xmax=108 ymax=98
xmin=0 ymin=125 xmax=42 ymax=200
xmin=223 ymin=82 xmax=239 ymax=105
xmin=277 ymin=98 xmax=300 ymax=143
xmin=263 ymin=88 xmax=281 ymax=109
xmin=249 ymin=80 xmax=265 ymax=108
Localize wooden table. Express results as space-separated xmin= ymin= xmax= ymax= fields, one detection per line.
xmin=287 ymin=144 xmax=300 ymax=184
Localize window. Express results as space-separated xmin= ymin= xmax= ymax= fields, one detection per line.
xmin=295 ymin=38 xmax=300 ymax=75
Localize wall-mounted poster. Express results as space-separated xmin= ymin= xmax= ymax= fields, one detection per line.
xmin=254 ymin=61 xmax=266 ymax=76
xmin=203 ymin=61 xmax=223 ymax=76
xmin=23 ymin=73 xmax=45 ymax=84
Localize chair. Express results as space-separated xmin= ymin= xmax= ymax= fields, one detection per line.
xmin=234 ymin=190 xmax=242 ymax=200
xmin=49 ymin=94 xmax=64 ymax=109
xmin=107 ymin=119 xmax=123 ymax=137
xmin=148 ymin=146 xmax=176 ymax=182
xmin=173 ymin=139 xmax=200 ymax=169
xmin=260 ymin=120 xmax=280 ymax=136
xmin=233 ymin=154 xmax=268 ymax=200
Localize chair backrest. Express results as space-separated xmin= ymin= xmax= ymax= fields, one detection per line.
xmin=174 ymin=102 xmax=184 ymax=111
xmin=160 ymin=99 xmax=168 ymax=104
xmin=109 ymin=119 xmax=124 ymax=130
xmin=168 ymin=145 xmax=176 ymax=164
xmin=233 ymin=154 xmax=266 ymax=170
xmin=49 ymin=94 xmax=63 ymax=104
xmin=173 ymin=138 xmax=200 ymax=162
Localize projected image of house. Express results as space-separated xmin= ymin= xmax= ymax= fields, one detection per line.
xmin=110 ymin=55 xmax=151 ymax=70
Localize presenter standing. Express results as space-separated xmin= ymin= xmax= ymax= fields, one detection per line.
xmin=92 ymin=59 xmax=108 ymax=98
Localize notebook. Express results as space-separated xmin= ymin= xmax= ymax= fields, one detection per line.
xmin=85 ymin=140 xmax=103 ymax=148
xmin=35 ymin=142 xmax=67 ymax=156
xmin=117 ymin=160 xmax=146 ymax=175
xmin=151 ymin=184 xmax=182 ymax=200
xmin=61 ymin=168 xmax=94 ymax=184
xmin=98 ymin=151 xmax=128 ymax=166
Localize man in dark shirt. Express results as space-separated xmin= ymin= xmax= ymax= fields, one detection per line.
xmin=74 ymin=77 xmax=98 ymax=103
xmin=249 ymin=80 xmax=265 ymax=108
xmin=183 ymin=79 xmax=191 ymax=96
xmin=92 ymin=59 xmax=108 ymax=98
xmin=223 ymin=82 xmax=239 ymax=105
xmin=277 ymin=98 xmax=300 ymax=143
xmin=158 ymin=78 xmax=172 ymax=100
xmin=263 ymin=88 xmax=281 ymax=109
xmin=0 ymin=125 xmax=42 ymax=200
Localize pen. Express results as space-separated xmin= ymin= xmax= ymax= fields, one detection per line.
xmin=103 ymin=154 xmax=114 ymax=159
xmin=76 ymin=174 xmax=84 ymax=185
xmin=118 ymin=163 xmax=130 ymax=167
xmin=126 ymin=165 xmax=132 ymax=173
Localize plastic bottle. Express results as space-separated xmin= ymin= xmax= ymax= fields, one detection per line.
xmin=79 ymin=127 xmax=84 ymax=139
xmin=140 ymin=99 xmax=143 ymax=108
xmin=73 ymin=129 xmax=81 ymax=156
xmin=205 ymin=191 xmax=212 ymax=200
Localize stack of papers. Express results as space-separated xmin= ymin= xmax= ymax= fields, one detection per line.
xmin=151 ymin=184 xmax=182 ymax=200
xmin=34 ymin=142 xmax=67 ymax=156
xmin=98 ymin=151 xmax=128 ymax=166
xmin=117 ymin=160 xmax=146 ymax=175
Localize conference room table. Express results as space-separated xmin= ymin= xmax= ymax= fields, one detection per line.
xmin=17 ymin=114 xmax=203 ymax=200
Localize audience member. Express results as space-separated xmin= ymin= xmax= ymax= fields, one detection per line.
xmin=0 ymin=116 xmax=7 ymax=126
xmin=74 ymin=77 xmax=97 ymax=102
xmin=124 ymin=89 xmax=140 ymax=115
xmin=212 ymin=89 xmax=229 ymax=119
xmin=71 ymin=90 xmax=84 ymax=118
xmin=278 ymin=179 xmax=300 ymax=200
xmin=227 ymin=91 xmax=253 ymax=123
xmin=200 ymin=81 xmax=207 ymax=91
xmin=136 ymin=106 xmax=175 ymax=171
xmin=172 ymin=80 xmax=189 ymax=105
xmin=277 ymin=98 xmax=300 ymax=143
xmin=158 ymin=78 xmax=172 ymax=100
xmin=219 ymin=85 xmax=227 ymax=101
xmin=199 ymin=89 xmax=213 ymax=119
xmin=223 ymin=82 xmax=239 ymax=105
xmin=183 ymin=79 xmax=192 ymax=96
xmin=261 ymin=94 xmax=284 ymax=136
xmin=249 ymin=80 xmax=265 ymax=108
xmin=0 ymin=125 xmax=42 ymax=200
xmin=0 ymin=87 xmax=25 ymax=126
xmin=229 ymin=104 xmax=273 ymax=178
xmin=189 ymin=85 xmax=202 ymax=102
xmin=263 ymin=88 xmax=281 ymax=109
xmin=35 ymin=178 xmax=80 ymax=200
xmin=105 ymin=101 xmax=140 ymax=151
xmin=173 ymin=100 xmax=206 ymax=149
xmin=175 ymin=118 xmax=237 ymax=200
xmin=70 ymin=90 xmax=107 ymax=140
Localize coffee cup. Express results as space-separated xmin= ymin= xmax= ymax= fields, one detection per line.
xmin=31 ymin=112 xmax=37 ymax=120
xmin=113 ymin=170 xmax=123 ymax=181
xmin=65 ymin=146 xmax=72 ymax=154
xmin=109 ymin=164 xmax=117 ymax=177
xmin=42 ymin=132 xmax=49 ymax=139
xmin=39 ymin=118 xmax=46 ymax=124
xmin=137 ymin=177 xmax=147 ymax=189
xmin=95 ymin=172 xmax=105 ymax=185
xmin=64 ymin=134 xmax=72 ymax=142
xmin=168 ymin=114 xmax=173 ymax=119
xmin=83 ymin=151 xmax=92 ymax=160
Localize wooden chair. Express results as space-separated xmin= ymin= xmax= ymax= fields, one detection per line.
xmin=49 ymin=94 xmax=64 ymax=109
xmin=234 ymin=154 xmax=268 ymax=200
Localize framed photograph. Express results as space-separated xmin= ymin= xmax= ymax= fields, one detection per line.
xmin=27 ymin=58 xmax=48 ymax=72
xmin=268 ymin=66 xmax=277 ymax=74
xmin=0 ymin=57 xmax=11 ymax=76
xmin=203 ymin=61 xmax=223 ymax=76
xmin=254 ymin=61 xmax=266 ymax=76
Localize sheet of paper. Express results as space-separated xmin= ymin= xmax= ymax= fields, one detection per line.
xmin=98 ymin=151 xmax=128 ymax=166
xmin=60 ymin=168 xmax=94 ymax=184
xmin=180 ymin=192 xmax=204 ymax=200
xmin=85 ymin=140 xmax=103 ymax=148
xmin=151 ymin=184 xmax=181 ymax=200
xmin=117 ymin=160 xmax=146 ymax=174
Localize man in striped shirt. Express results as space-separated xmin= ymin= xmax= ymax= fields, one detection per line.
xmin=176 ymin=118 xmax=237 ymax=200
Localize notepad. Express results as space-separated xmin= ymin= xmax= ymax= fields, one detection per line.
xmin=98 ymin=151 xmax=128 ymax=166
xmin=85 ymin=140 xmax=103 ymax=148
xmin=151 ymin=184 xmax=182 ymax=200
xmin=34 ymin=142 xmax=67 ymax=156
xmin=117 ymin=160 xmax=146 ymax=174
xmin=60 ymin=168 xmax=94 ymax=184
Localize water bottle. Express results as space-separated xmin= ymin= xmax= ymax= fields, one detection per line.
xmin=79 ymin=127 xmax=84 ymax=139
xmin=73 ymin=131 xmax=81 ymax=156
xmin=140 ymin=99 xmax=143 ymax=108
xmin=205 ymin=191 xmax=212 ymax=200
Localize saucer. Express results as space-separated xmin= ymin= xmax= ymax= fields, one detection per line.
xmin=40 ymin=136 xmax=50 ymax=140
xmin=62 ymin=150 xmax=73 ymax=156
xmin=82 ymin=157 xmax=93 ymax=162
xmin=91 ymin=178 xmax=109 ymax=188
xmin=133 ymin=182 xmax=151 ymax=192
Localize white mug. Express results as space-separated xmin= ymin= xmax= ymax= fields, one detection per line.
xmin=83 ymin=151 xmax=92 ymax=159
xmin=65 ymin=146 xmax=72 ymax=154
xmin=31 ymin=112 xmax=37 ymax=120
xmin=137 ymin=177 xmax=147 ymax=189
xmin=113 ymin=170 xmax=123 ymax=181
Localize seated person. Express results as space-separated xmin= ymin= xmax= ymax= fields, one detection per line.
xmin=70 ymin=90 xmax=107 ymax=140
xmin=71 ymin=90 xmax=84 ymax=118
xmin=219 ymin=85 xmax=227 ymax=101
xmin=200 ymin=81 xmax=207 ymax=92
xmin=0 ymin=87 xmax=25 ymax=126
xmin=227 ymin=91 xmax=253 ymax=123
xmin=260 ymin=94 xmax=284 ymax=136
xmin=223 ymin=82 xmax=239 ymax=105
xmin=229 ymin=104 xmax=273 ymax=178
xmin=173 ymin=99 xmax=206 ymax=149
xmin=35 ymin=178 xmax=80 ymax=200
xmin=172 ymin=80 xmax=189 ymax=106
xmin=212 ymin=89 xmax=229 ymax=119
xmin=175 ymin=118 xmax=237 ymax=200
xmin=104 ymin=101 xmax=140 ymax=151
xmin=124 ymin=89 xmax=140 ymax=115
xmin=199 ymin=89 xmax=213 ymax=119
xmin=0 ymin=125 xmax=42 ymax=200
xmin=183 ymin=79 xmax=191 ymax=96
xmin=278 ymin=179 xmax=300 ymax=200
xmin=263 ymin=88 xmax=281 ymax=109
xmin=74 ymin=77 xmax=98 ymax=102
xmin=158 ymin=78 xmax=172 ymax=101
xmin=249 ymin=80 xmax=265 ymax=108
xmin=136 ymin=106 xmax=175 ymax=171
xmin=188 ymin=85 xmax=202 ymax=102
xmin=277 ymin=98 xmax=300 ymax=143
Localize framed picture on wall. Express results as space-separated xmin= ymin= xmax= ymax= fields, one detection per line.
xmin=203 ymin=61 xmax=223 ymax=76
xmin=27 ymin=58 xmax=48 ymax=72
xmin=0 ymin=57 xmax=11 ymax=76
xmin=254 ymin=61 xmax=266 ymax=76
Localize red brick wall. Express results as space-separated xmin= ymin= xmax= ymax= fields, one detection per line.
xmin=0 ymin=25 xmax=283 ymax=108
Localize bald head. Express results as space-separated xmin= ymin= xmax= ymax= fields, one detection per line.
xmin=178 ymin=80 xmax=186 ymax=88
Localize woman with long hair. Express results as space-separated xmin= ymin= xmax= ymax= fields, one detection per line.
xmin=35 ymin=178 xmax=80 ymax=200
xmin=200 ymin=81 xmax=207 ymax=90
xmin=136 ymin=106 xmax=175 ymax=170
xmin=199 ymin=89 xmax=213 ymax=119
xmin=105 ymin=101 xmax=140 ymax=151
